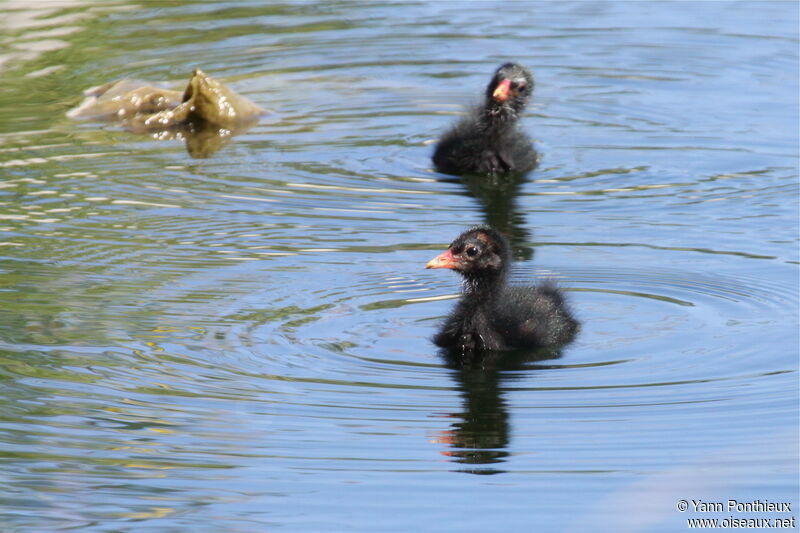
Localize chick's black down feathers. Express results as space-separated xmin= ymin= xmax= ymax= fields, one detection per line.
xmin=427 ymin=226 xmax=578 ymax=356
xmin=433 ymin=63 xmax=538 ymax=176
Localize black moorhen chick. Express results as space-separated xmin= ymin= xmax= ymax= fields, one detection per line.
xmin=426 ymin=226 xmax=577 ymax=355
xmin=433 ymin=63 xmax=537 ymax=176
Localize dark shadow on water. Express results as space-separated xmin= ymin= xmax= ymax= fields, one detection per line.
xmin=436 ymin=345 xmax=564 ymax=475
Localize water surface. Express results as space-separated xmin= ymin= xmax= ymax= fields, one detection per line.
xmin=0 ymin=1 xmax=797 ymax=531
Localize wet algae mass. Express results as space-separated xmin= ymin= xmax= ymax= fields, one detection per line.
xmin=68 ymin=69 xmax=268 ymax=157
xmin=0 ymin=2 xmax=797 ymax=533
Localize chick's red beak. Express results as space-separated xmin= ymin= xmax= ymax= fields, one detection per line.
xmin=426 ymin=249 xmax=458 ymax=269
xmin=492 ymin=78 xmax=511 ymax=103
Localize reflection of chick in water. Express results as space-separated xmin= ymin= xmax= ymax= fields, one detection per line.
xmin=431 ymin=348 xmax=564 ymax=474
xmin=459 ymin=171 xmax=534 ymax=261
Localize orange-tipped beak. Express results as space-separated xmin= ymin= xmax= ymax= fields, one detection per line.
xmin=426 ymin=249 xmax=458 ymax=269
xmin=492 ymin=78 xmax=511 ymax=103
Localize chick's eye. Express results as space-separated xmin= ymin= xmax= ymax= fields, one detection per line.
xmin=466 ymin=246 xmax=479 ymax=257
xmin=515 ymin=82 xmax=526 ymax=92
